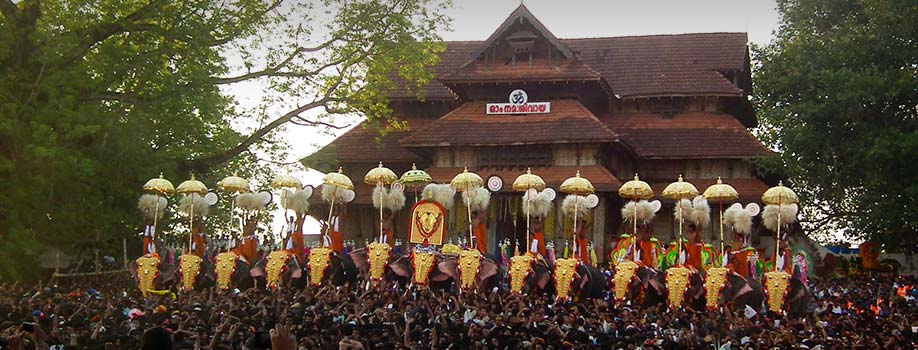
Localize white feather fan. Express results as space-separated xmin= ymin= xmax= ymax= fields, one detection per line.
xmin=138 ymin=194 xmax=167 ymax=221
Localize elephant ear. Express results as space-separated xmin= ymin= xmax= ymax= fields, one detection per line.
xmin=348 ymin=248 xmax=370 ymax=274
xmin=745 ymin=203 xmax=760 ymax=216
xmin=290 ymin=266 xmax=303 ymax=279
xmin=437 ymin=257 xmax=460 ymax=282
xmin=388 ymin=256 xmax=412 ymax=278
xmin=249 ymin=258 xmax=266 ymax=277
xmin=477 ymin=259 xmax=498 ymax=282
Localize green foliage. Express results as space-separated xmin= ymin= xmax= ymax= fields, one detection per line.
xmin=0 ymin=0 xmax=449 ymax=281
xmin=753 ymin=0 xmax=918 ymax=251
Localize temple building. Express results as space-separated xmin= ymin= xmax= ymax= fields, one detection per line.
xmin=304 ymin=5 xmax=771 ymax=260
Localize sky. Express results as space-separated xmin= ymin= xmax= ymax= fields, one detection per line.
xmin=232 ymin=0 xmax=783 ymax=237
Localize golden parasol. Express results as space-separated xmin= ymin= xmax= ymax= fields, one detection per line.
xmin=762 ymin=181 xmax=798 ymax=271
xmin=142 ymin=173 xmax=175 ymax=248
xmin=662 ymin=175 xmax=698 ymax=267
xmin=218 ymin=172 xmax=250 ymax=241
xmin=617 ymin=174 xmax=653 ymax=262
xmin=450 ymin=167 xmax=483 ymax=248
xmin=703 ymin=177 xmax=738 ymax=261
xmin=321 ymin=168 xmax=353 ymax=247
xmin=400 ymin=163 xmax=431 ymax=202
xmin=560 ymin=171 xmax=594 ymax=260
xmin=513 ymin=168 xmax=546 ymax=255
xmin=365 ymin=162 xmax=398 ymax=243
xmin=177 ymin=174 xmax=208 ymax=253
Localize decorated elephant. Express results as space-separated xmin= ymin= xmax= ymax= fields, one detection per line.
xmin=131 ymin=253 xmax=178 ymax=295
xmin=251 ymin=250 xmax=304 ymax=289
xmin=213 ymin=251 xmax=254 ymax=291
xmin=508 ymin=254 xmax=554 ymax=295
xmin=305 ymin=247 xmax=358 ymax=287
xmin=388 ymin=249 xmax=458 ymax=289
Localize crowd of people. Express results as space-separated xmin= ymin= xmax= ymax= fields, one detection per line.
xmin=1 ymin=271 xmax=916 ymax=350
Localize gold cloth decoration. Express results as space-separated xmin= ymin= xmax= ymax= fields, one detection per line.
xmin=512 ymin=168 xmax=546 ymax=192
xmin=218 ymin=173 xmax=250 ymax=193
xmin=618 ymin=174 xmax=653 ymax=200
xmin=367 ymin=242 xmax=391 ymax=281
xmin=409 ymin=200 xmax=446 ymax=245
xmin=665 ymin=266 xmax=691 ymax=308
xmin=272 ymin=174 xmax=303 ymax=189
xmin=441 ymin=243 xmax=461 ymax=255
xmin=613 ymin=261 xmax=639 ymax=301
xmin=762 ymin=181 xmax=799 ymax=205
xmin=178 ymin=254 xmax=202 ymax=291
xmin=702 ymin=177 xmax=738 ymax=202
xmin=364 ymin=162 xmax=398 ymax=185
xmin=765 ymin=271 xmax=791 ymax=313
xmin=411 ymin=251 xmax=436 ymax=285
xmin=135 ymin=256 xmax=160 ymax=296
xmin=704 ymin=267 xmax=729 ymax=309
xmin=323 ymin=167 xmax=354 ymax=190
xmin=308 ymin=247 xmax=332 ymax=286
xmin=176 ymin=174 xmax=208 ymax=195
xmin=266 ymin=250 xmax=292 ymax=289
xmin=508 ymin=255 xmax=534 ymax=294
xmin=215 ymin=252 xmax=238 ymax=290
xmin=560 ymin=171 xmax=594 ymax=195
xmin=458 ymin=249 xmax=482 ymax=289
xmin=554 ymin=258 xmax=579 ymax=300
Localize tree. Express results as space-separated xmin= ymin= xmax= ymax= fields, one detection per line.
xmin=0 ymin=0 xmax=449 ymax=280
xmin=753 ymin=0 xmax=917 ymax=251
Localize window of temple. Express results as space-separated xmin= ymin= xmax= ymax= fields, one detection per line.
xmin=477 ymin=145 xmax=551 ymax=168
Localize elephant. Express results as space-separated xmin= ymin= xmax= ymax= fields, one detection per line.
xmin=715 ymin=273 xmax=765 ymax=312
xmin=614 ymin=265 xmax=667 ymax=307
xmin=250 ymin=250 xmax=305 ymax=289
xmin=303 ymin=249 xmax=358 ymax=288
xmin=439 ymin=253 xmax=503 ymax=292
xmin=213 ymin=251 xmax=254 ymax=291
xmin=176 ymin=254 xmax=216 ymax=291
xmin=786 ymin=277 xmax=811 ymax=317
xmin=388 ymin=253 xmax=456 ymax=290
xmin=569 ymin=264 xmax=606 ymax=300
xmin=512 ymin=256 xmax=555 ymax=296
xmin=131 ymin=254 xmax=178 ymax=294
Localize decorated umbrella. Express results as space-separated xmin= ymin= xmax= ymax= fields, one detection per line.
xmin=662 ymin=175 xmax=698 ymax=267
xmin=762 ymin=181 xmax=798 ymax=271
xmin=702 ymin=177 xmax=739 ymax=261
xmin=661 ymin=175 xmax=698 ymax=308
xmin=142 ymin=173 xmax=175 ymax=239
xmin=365 ymin=162 xmax=398 ymax=243
xmin=218 ymin=172 xmax=250 ymax=241
xmin=450 ymin=167 xmax=483 ymax=248
xmin=513 ymin=168 xmax=546 ymax=255
xmin=271 ymin=173 xmax=302 ymax=247
xmin=176 ymin=174 xmax=208 ymax=252
xmin=617 ymin=174 xmax=653 ymax=262
xmin=322 ymin=168 xmax=354 ymax=246
xmin=559 ymin=171 xmax=594 ymax=259
xmin=400 ymin=163 xmax=431 ymax=202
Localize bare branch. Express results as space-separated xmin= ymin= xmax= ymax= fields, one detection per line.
xmin=290 ymin=116 xmax=350 ymax=129
xmin=212 ymin=37 xmax=342 ymax=85
xmin=183 ymin=97 xmax=335 ymax=172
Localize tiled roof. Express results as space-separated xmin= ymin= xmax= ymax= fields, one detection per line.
xmin=564 ymin=33 xmax=747 ymax=98
xmin=388 ymin=33 xmax=748 ymax=100
xmin=425 ymin=165 xmax=621 ymax=192
xmin=601 ymin=112 xmax=770 ymax=159
xmin=310 ymin=118 xmax=436 ymax=163
xmin=400 ymin=100 xmax=618 ymax=147
xmin=650 ymin=178 xmax=768 ymax=201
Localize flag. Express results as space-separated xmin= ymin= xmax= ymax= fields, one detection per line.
xmin=744 ymin=305 xmax=757 ymax=319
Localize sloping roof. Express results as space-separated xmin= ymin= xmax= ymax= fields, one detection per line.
xmin=564 ymin=33 xmax=747 ymax=98
xmin=400 ymin=100 xmax=618 ymax=147
xmin=441 ymin=57 xmax=602 ymax=83
xmin=388 ymin=33 xmax=748 ymax=100
xmin=308 ymin=118 xmax=436 ymax=163
xmin=425 ymin=165 xmax=621 ymax=192
xmin=469 ymin=4 xmax=574 ymax=60
xmin=601 ymin=112 xmax=770 ymax=159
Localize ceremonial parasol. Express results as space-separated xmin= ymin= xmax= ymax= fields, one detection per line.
xmin=513 ymin=168 xmax=546 ymax=255
xmin=142 ymin=173 xmax=175 ymax=245
xmin=450 ymin=168 xmax=483 ymax=248
xmin=618 ymin=174 xmax=652 ymax=262
xmin=218 ymin=172 xmax=250 ymax=239
xmin=400 ymin=163 xmax=431 ymax=202
xmin=662 ymin=175 xmax=698 ymax=267
xmin=272 ymin=173 xmax=302 ymax=245
xmin=762 ymin=181 xmax=798 ymax=271
xmin=322 ymin=168 xmax=354 ymax=246
xmin=177 ymin=174 xmax=208 ymax=252
xmin=365 ymin=162 xmax=398 ymax=243
xmin=703 ymin=177 xmax=738 ymax=261
xmin=560 ymin=171 xmax=594 ymax=260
